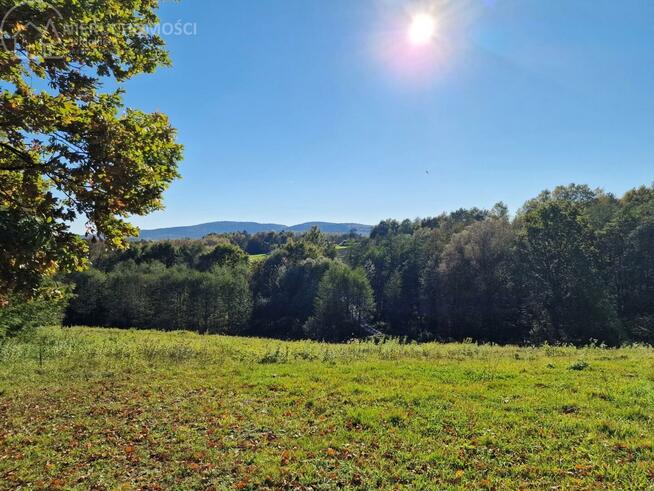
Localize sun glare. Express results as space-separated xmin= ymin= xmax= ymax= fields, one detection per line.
xmin=408 ymin=13 xmax=436 ymax=46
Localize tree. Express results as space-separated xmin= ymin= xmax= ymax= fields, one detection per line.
xmin=0 ymin=281 xmax=70 ymax=338
xmin=600 ymin=186 xmax=654 ymax=341
xmin=619 ymin=222 xmax=654 ymax=341
xmin=65 ymin=268 xmax=107 ymax=326
xmin=0 ymin=0 xmax=183 ymax=303
xmin=181 ymin=265 xmax=252 ymax=334
xmin=200 ymin=265 xmax=252 ymax=334
xmin=374 ymin=234 xmax=427 ymax=336
xmin=102 ymin=262 xmax=159 ymax=329
xmin=197 ymin=242 xmax=247 ymax=272
xmin=516 ymin=198 xmax=621 ymax=344
xmin=438 ymin=217 xmax=522 ymax=342
xmin=305 ymin=262 xmax=374 ymax=341
xmin=370 ymin=219 xmax=401 ymax=240
xmin=302 ymin=226 xmax=337 ymax=259
xmin=66 ymin=262 xmax=253 ymax=334
xmin=249 ymin=242 xmax=333 ymax=338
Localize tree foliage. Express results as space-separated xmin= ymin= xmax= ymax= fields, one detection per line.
xmin=0 ymin=0 xmax=183 ymax=303
xmin=57 ymin=183 xmax=654 ymax=345
xmin=67 ymin=263 xmax=252 ymax=334
xmin=305 ymin=262 xmax=374 ymax=341
xmin=438 ymin=217 xmax=519 ymax=342
xmin=516 ymin=194 xmax=620 ymax=344
xmin=0 ymin=281 xmax=70 ymax=339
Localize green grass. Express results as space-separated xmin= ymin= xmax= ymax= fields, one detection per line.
xmin=247 ymin=254 xmax=268 ymax=264
xmin=1 ymin=328 xmax=653 ymax=490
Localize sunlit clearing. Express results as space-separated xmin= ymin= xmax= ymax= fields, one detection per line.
xmin=408 ymin=13 xmax=437 ymax=46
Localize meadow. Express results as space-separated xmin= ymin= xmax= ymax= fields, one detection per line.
xmin=1 ymin=328 xmax=653 ymax=490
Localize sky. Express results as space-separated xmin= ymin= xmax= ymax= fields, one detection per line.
xmin=114 ymin=0 xmax=654 ymax=230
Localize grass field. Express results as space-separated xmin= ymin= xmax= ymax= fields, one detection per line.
xmin=1 ymin=328 xmax=653 ymax=490
xmin=247 ymin=254 xmax=268 ymax=264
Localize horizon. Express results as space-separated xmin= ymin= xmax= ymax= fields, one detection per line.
xmin=139 ymin=180 xmax=651 ymax=232
xmin=141 ymin=219 xmax=373 ymax=230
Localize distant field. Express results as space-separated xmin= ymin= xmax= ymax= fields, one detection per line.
xmin=247 ymin=253 xmax=268 ymax=263
xmin=1 ymin=328 xmax=653 ymax=490
xmin=248 ymin=246 xmax=350 ymax=263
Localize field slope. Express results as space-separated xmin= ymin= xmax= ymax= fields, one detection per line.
xmin=1 ymin=328 xmax=653 ymax=490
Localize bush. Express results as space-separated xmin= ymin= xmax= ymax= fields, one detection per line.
xmin=568 ymin=360 xmax=590 ymax=371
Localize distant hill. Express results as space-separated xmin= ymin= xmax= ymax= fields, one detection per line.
xmin=139 ymin=221 xmax=372 ymax=240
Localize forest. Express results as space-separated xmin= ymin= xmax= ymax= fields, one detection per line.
xmin=57 ymin=183 xmax=654 ymax=346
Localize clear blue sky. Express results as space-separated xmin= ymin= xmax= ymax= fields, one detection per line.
xmin=119 ymin=0 xmax=654 ymax=230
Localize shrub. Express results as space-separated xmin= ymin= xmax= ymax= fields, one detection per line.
xmin=568 ymin=360 xmax=590 ymax=371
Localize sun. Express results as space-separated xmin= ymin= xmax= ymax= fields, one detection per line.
xmin=408 ymin=13 xmax=437 ymax=46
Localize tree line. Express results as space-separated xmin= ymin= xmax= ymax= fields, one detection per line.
xmin=61 ymin=184 xmax=654 ymax=345
xmin=65 ymin=229 xmax=371 ymax=341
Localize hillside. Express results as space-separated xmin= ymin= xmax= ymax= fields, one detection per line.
xmin=1 ymin=327 xmax=652 ymax=489
xmin=139 ymin=221 xmax=372 ymax=240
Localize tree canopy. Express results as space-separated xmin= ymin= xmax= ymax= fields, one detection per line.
xmin=0 ymin=0 xmax=183 ymax=302
xmin=53 ymin=183 xmax=654 ymax=345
